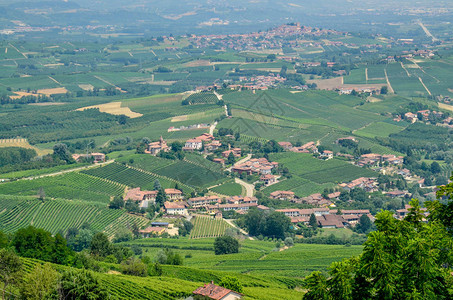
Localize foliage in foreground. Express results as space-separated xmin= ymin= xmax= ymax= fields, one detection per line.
xmin=303 ymin=199 xmax=453 ymax=299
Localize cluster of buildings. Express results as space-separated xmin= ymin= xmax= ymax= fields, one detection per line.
xmin=339 ymin=177 xmax=378 ymax=193
xmin=237 ymin=74 xmax=287 ymax=90
xmin=399 ymin=109 xmax=444 ymax=123
xmin=357 ymin=153 xmax=404 ymax=167
xmin=183 ymin=133 xmax=220 ymax=151
xmin=276 ymin=208 xmax=373 ymax=229
xmin=232 ymin=157 xmax=278 ymax=176
xmin=188 ymin=24 xmax=344 ymax=52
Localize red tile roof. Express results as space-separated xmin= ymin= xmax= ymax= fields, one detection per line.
xmin=193 ymin=283 xmax=240 ymax=300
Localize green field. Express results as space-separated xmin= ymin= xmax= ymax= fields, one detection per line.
xmin=354 ymin=121 xmax=407 ymax=138
xmin=190 ymin=215 xmax=232 ymax=239
xmin=0 ymin=195 xmax=148 ymax=237
xmin=124 ymin=237 xmax=363 ymax=278
xmin=210 ymin=182 xmax=244 ymax=196
xmin=0 ymin=172 xmax=126 ymax=204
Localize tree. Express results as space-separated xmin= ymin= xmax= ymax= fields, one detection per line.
xmin=380 ymin=86 xmax=388 ymax=94
xmin=38 ymin=187 xmax=46 ymax=201
xmin=0 ymin=249 xmax=22 ymax=300
xmin=53 ymin=143 xmax=72 ymax=163
xmin=90 ymin=232 xmax=112 ymax=258
xmin=214 ymin=236 xmax=239 ymax=255
xmin=109 ymin=196 xmax=124 ymax=209
xmin=227 ymin=151 xmax=235 ymax=165
xmin=53 ymin=233 xmax=73 ymax=265
xmin=355 ymin=214 xmax=371 ymax=234
xmin=219 ymin=276 xmax=243 ymax=293
xmin=20 ymin=263 xmax=60 ymax=300
xmin=155 ymin=188 xmax=167 ymax=207
xmin=120 ymin=257 xmax=147 ymax=277
xmin=309 ymin=213 xmax=318 ymax=229
xmin=0 ymin=231 xmax=8 ymax=249
xmin=153 ymin=179 xmax=161 ymax=190
xmin=118 ymin=114 xmax=127 ymax=125
xmin=431 ymin=161 xmax=441 ymax=174
xmin=264 ymin=211 xmax=291 ymax=239
xmin=12 ymin=226 xmax=54 ymax=262
xmin=284 ymin=237 xmax=294 ymax=247
xmin=58 ymin=269 xmax=108 ymax=300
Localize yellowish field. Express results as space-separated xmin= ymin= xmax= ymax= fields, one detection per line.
xmin=78 ymin=84 xmax=94 ymax=91
xmin=438 ymin=102 xmax=453 ymax=112
xmin=37 ymin=88 xmax=68 ymax=96
xmin=183 ymin=60 xmax=212 ymax=67
xmin=0 ymin=138 xmax=52 ymax=156
xmin=77 ymin=102 xmax=143 ymax=118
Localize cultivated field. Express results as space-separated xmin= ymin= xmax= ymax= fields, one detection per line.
xmin=76 ymin=101 xmax=143 ymax=118
xmin=189 ymin=215 xmax=232 ymax=239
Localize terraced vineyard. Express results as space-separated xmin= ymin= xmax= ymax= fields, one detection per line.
xmin=0 ymin=172 xmax=126 ymax=203
xmin=184 ymin=92 xmax=218 ymax=105
xmin=190 ymin=215 xmax=232 ymax=239
xmin=82 ymin=162 xmax=193 ymax=193
xmin=0 ymin=196 xmax=148 ymax=237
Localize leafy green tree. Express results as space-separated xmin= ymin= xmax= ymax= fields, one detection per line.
xmin=219 ymin=276 xmax=243 ymax=293
xmin=355 ymin=214 xmax=371 ymax=234
xmin=0 ymin=249 xmax=22 ymax=300
xmin=303 ymin=271 xmax=328 ymax=300
xmin=90 ymin=232 xmax=112 ymax=258
xmin=109 ymin=196 xmax=124 ymax=209
xmin=153 ymin=179 xmax=161 ymax=190
xmin=155 ymin=188 xmax=167 ymax=207
xmin=120 ymin=257 xmax=147 ymax=277
xmin=380 ymin=86 xmax=388 ymax=94
xmin=58 ymin=269 xmax=109 ymax=300
xmin=53 ymin=143 xmax=72 ymax=163
xmin=53 ymin=233 xmax=74 ymax=265
xmin=227 ymin=151 xmax=235 ymax=165
xmin=0 ymin=231 xmax=8 ymax=249
xmin=214 ymin=236 xmax=239 ymax=255
xmin=20 ymin=263 xmax=60 ymax=300
xmin=12 ymin=226 xmax=54 ymax=262
xmin=431 ymin=161 xmax=441 ymax=174
xmin=309 ymin=213 xmax=318 ymax=229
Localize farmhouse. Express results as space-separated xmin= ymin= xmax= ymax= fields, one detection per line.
xmin=222 ymin=148 xmax=241 ymax=158
xmin=125 ymin=188 xmax=157 ymax=208
xmin=188 ymin=195 xmax=221 ymax=208
xmin=192 ymin=281 xmax=242 ymax=300
xmin=339 ymin=177 xmax=378 ymax=192
xmin=148 ymin=136 xmax=170 ymax=155
xmin=212 ymin=158 xmax=225 ymax=166
xmin=319 ymin=150 xmax=333 ymax=160
xmin=184 ymin=138 xmax=203 ymax=151
xmin=316 ymin=214 xmax=347 ymax=229
xmin=260 ymin=174 xmax=277 ymax=186
xmin=165 ymin=188 xmax=184 ymax=201
xmin=232 ymin=158 xmax=278 ymax=175
xmin=164 ymin=201 xmax=188 ymax=215
xmin=289 ymin=141 xmax=318 ymax=153
xmin=72 ymin=152 xmax=106 ymax=163
xmin=270 ymin=190 xmax=295 ymax=201
xmin=91 ymin=153 xmax=106 ymax=163
xmin=278 ymin=141 xmax=293 ymax=150
xmin=138 ymin=226 xmax=165 ymax=237
xmin=205 ymin=140 xmax=222 ymax=151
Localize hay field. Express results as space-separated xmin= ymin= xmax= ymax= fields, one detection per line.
xmin=0 ymin=138 xmax=52 ymax=156
xmin=77 ymin=102 xmax=143 ymax=118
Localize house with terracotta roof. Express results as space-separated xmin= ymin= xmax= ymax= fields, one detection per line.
xmin=184 ymin=138 xmax=203 ymax=151
xmin=205 ymin=140 xmax=222 ymax=151
xmin=270 ymin=191 xmax=295 ymax=201
xmin=316 ymin=214 xmax=347 ymax=228
xmin=260 ymin=174 xmax=277 ymax=186
xmin=164 ymin=201 xmax=188 ymax=215
xmin=72 ymin=152 xmax=105 ymax=163
xmin=222 ymin=148 xmax=241 ymax=158
xmin=165 ymin=188 xmax=184 ymax=200
xmin=319 ymin=150 xmax=333 ymax=160
xmin=226 ymin=196 xmax=258 ymax=205
xmin=213 ymin=158 xmax=226 ymax=166
xmin=148 ymin=136 xmax=170 ymax=155
xmin=125 ymin=188 xmax=158 ymax=208
xmin=192 ymin=281 xmax=242 ymax=300
xmin=278 ymin=141 xmax=293 ymax=150
xmin=206 ymin=203 xmax=258 ymax=212
xmin=91 ymin=153 xmax=106 ymax=163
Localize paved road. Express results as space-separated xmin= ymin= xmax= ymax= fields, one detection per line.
xmin=209 ymin=121 xmax=218 ymax=135
xmin=225 ymin=219 xmax=254 ymax=240
xmin=235 ymin=177 xmax=255 ymax=197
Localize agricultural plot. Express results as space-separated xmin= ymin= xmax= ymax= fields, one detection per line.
xmin=270 ymin=152 xmax=376 ymax=184
xmin=0 ymin=172 xmax=126 ymax=204
xmin=0 ymin=197 xmax=148 ymax=237
xmin=386 ymin=63 xmax=427 ymax=97
xmin=190 ymin=215 xmax=232 ymax=239
xmin=354 ymin=121 xmax=407 ymax=138
xmin=82 ymin=162 xmax=193 ymax=193
xmin=126 ymin=237 xmax=362 ymax=278
xmin=210 ymin=182 xmax=244 ymax=196
xmin=183 ymin=92 xmax=218 ymax=104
